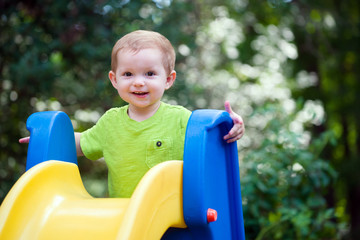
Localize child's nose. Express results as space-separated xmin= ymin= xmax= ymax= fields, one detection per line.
xmin=133 ymin=76 xmax=145 ymax=87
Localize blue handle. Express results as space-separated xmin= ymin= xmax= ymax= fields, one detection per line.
xmin=26 ymin=111 xmax=77 ymax=171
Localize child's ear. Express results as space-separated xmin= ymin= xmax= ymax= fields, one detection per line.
xmin=109 ymin=71 xmax=117 ymax=88
xmin=165 ymin=70 xmax=176 ymax=90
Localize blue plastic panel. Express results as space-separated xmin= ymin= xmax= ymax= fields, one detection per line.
xmin=182 ymin=109 xmax=245 ymax=240
xmin=26 ymin=111 xmax=77 ymax=171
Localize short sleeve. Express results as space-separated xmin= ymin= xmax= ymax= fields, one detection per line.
xmin=177 ymin=106 xmax=191 ymax=133
xmin=182 ymin=109 xmax=192 ymax=129
xmin=80 ymin=113 xmax=109 ymax=160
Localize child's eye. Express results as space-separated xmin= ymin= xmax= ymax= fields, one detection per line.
xmin=123 ymin=72 xmax=132 ymax=77
xmin=145 ymin=71 xmax=155 ymax=77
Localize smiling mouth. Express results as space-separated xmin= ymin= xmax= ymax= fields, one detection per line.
xmin=132 ymin=91 xmax=149 ymax=96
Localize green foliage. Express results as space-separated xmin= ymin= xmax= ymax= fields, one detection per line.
xmin=241 ymin=102 xmax=340 ymax=239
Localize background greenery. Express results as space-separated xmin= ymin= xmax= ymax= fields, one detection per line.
xmin=1 ymin=0 xmax=359 ymax=239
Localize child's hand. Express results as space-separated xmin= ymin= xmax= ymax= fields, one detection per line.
xmin=19 ymin=137 xmax=30 ymax=144
xmin=223 ymin=101 xmax=245 ymax=143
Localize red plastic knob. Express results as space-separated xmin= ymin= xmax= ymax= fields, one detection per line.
xmin=207 ymin=208 xmax=218 ymax=223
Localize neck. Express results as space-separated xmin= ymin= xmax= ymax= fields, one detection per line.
xmin=128 ymin=102 xmax=161 ymax=122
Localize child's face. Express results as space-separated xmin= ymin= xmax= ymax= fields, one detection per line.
xmin=109 ymin=48 xmax=175 ymax=115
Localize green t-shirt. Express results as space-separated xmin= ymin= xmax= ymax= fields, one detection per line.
xmin=80 ymin=102 xmax=191 ymax=198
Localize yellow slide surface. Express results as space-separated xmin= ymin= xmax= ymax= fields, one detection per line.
xmin=0 ymin=160 xmax=187 ymax=240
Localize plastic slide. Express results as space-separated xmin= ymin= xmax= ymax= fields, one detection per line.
xmin=0 ymin=110 xmax=245 ymax=240
xmin=0 ymin=160 xmax=186 ymax=239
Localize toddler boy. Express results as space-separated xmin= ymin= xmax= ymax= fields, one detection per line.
xmin=21 ymin=30 xmax=245 ymax=198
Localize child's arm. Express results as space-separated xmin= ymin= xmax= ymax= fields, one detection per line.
xmin=19 ymin=133 xmax=84 ymax=157
xmin=223 ymin=101 xmax=245 ymax=143
xmin=74 ymin=132 xmax=84 ymax=157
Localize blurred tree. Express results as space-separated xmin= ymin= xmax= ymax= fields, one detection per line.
xmin=288 ymin=1 xmax=360 ymax=238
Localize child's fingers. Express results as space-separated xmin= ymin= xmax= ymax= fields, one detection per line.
xmin=224 ymin=132 xmax=244 ymax=143
xmin=223 ymin=124 xmax=244 ymax=141
xmin=233 ymin=115 xmax=244 ymax=125
xmin=224 ymin=101 xmax=232 ymax=114
xmin=19 ymin=137 xmax=30 ymax=144
xmin=225 ymin=129 xmax=245 ymax=143
xmin=224 ymin=100 xmax=245 ymax=143
xmin=225 ymin=101 xmax=243 ymax=123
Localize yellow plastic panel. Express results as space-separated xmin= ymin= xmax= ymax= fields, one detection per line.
xmin=117 ymin=160 xmax=187 ymax=239
xmin=0 ymin=160 xmax=186 ymax=240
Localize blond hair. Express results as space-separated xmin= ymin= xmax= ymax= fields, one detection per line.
xmin=111 ymin=30 xmax=176 ymax=75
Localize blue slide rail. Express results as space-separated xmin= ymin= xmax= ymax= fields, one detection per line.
xmin=163 ymin=109 xmax=245 ymax=240
xmin=183 ymin=109 xmax=245 ymax=239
